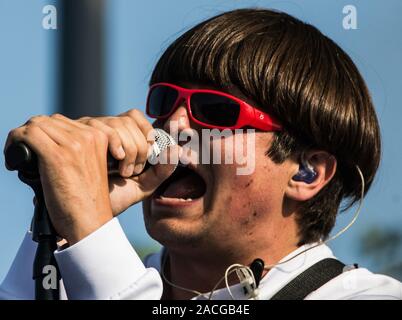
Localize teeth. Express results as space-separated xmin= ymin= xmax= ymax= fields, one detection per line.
xmin=159 ymin=196 xmax=193 ymax=201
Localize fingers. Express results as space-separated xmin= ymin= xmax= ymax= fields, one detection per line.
xmin=95 ymin=117 xmax=142 ymax=177
xmin=80 ymin=110 xmax=152 ymax=178
xmin=133 ymin=145 xmax=182 ymax=196
xmin=121 ymin=109 xmax=154 ymax=143
xmin=107 ymin=144 xmax=182 ymax=212
xmin=4 ymin=117 xmax=58 ymax=162
xmin=4 ymin=114 xmax=110 ymax=171
xmin=112 ymin=121 xmax=138 ymax=177
xmin=80 ymin=118 xmax=126 ymax=161
xmin=120 ymin=116 xmax=149 ymax=175
xmin=5 ymin=110 xmax=153 ymax=181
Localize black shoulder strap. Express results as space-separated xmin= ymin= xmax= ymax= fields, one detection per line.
xmin=270 ymin=258 xmax=345 ymax=300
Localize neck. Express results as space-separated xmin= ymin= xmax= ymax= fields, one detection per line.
xmin=161 ymin=240 xmax=299 ymax=300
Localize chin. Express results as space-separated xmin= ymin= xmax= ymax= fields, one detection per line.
xmin=144 ymin=213 xmax=209 ymax=248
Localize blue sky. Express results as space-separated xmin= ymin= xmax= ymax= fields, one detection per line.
xmin=1 ymin=0 xmax=401 ymax=281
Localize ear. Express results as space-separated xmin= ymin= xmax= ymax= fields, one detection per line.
xmin=285 ymin=151 xmax=337 ymax=201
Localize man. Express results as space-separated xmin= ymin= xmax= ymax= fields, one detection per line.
xmin=1 ymin=8 xmax=401 ymax=300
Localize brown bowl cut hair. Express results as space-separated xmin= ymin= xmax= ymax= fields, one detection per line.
xmin=150 ymin=8 xmax=381 ymax=245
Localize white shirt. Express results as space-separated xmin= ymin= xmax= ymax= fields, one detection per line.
xmin=0 ymin=218 xmax=401 ymax=300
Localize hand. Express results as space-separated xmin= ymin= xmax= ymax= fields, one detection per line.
xmin=4 ymin=114 xmax=113 ymax=244
xmin=5 ymin=111 xmax=180 ymax=244
xmin=77 ymin=109 xmax=180 ymax=216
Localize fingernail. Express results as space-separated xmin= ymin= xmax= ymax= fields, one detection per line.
xmin=117 ymin=146 xmax=125 ymax=159
xmin=147 ymin=142 xmax=153 ymax=158
xmin=134 ymin=163 xmax=144 ymax=174
xmin=178 ymin=146 xmax=183 ymax=158
xmin=124 ymin=164 xmax=134 ymax=177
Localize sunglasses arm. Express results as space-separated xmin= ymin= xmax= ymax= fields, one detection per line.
xmin=250 ymin=108 xmax=282 ymax=131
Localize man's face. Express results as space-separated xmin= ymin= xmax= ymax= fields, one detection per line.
xmin=142 ymin=84 xmax=296 ymax=256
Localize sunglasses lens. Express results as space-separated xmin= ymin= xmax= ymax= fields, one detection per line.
xmin=190 ymin=93 xmax=240 ymax=127
xmin=148 ymin=85 xmax=178 ymax=117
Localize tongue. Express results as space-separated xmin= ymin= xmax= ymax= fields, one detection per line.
xmin=162 ymin=172 xmax=205 ymax=199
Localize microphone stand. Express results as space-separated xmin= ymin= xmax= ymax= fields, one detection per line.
xmin=6 ymin=143 xmax=60 ymax=300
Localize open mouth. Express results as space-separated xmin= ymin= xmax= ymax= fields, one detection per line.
xmin=153 ymin=165 xmax=207 ymax=201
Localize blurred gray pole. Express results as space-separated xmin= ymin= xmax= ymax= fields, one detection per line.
xmin=58 ymin=0 xmax=105 ymax=118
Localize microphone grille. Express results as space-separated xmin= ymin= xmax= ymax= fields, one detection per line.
xmin=148 ymin=129 xmax=177 ymax=163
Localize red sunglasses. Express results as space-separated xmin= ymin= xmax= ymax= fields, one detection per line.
xmin=146 ymin=82 xmax=282 ymax=131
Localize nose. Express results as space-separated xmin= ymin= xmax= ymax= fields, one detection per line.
xmin=163 ymin=100 xmax=191 ymax=135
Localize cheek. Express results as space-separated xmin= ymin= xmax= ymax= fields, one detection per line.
xmin=210 ymin=137 xmax=288 ymax=225
xmin=214 ymin=165 xmax=282 ymax=224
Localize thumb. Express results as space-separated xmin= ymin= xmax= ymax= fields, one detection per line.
xmin=134 ymin=144 xmax=182 ymax=197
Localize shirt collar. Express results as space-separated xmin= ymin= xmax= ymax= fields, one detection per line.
xmin=144 ymin=242 xmax=336 ymax=300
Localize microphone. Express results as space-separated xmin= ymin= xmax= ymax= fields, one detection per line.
xmin=250 ymin=258 xmax=265 ymax=287
xmin=5 ymin=128 xmax=177 ymax=177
